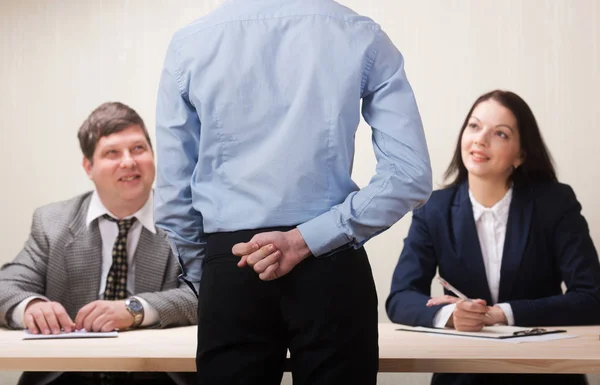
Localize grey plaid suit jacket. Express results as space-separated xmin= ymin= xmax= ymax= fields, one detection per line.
xmin=0 ymin=192 xmax=198 ymax=385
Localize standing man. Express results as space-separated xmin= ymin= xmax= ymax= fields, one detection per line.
xmin=155 ymin=1 xmax=432 ymax=384
xmin=0 ymin=102 xmax=197 ymax=385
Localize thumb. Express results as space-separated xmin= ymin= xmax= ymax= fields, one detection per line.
xmin=232 ymin=241 xmax=259 ymax=256
xmin=473 ymin=299 xmax=487 ymax=306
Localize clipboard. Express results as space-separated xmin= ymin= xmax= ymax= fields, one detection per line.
xmin=395 ymin=325 xmax=566 ymax=340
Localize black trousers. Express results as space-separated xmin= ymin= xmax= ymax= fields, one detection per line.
xmin=47 ymin=372 xmax=181 ymax=385
xmin=196 ymin=227 xmax=379 ymax=385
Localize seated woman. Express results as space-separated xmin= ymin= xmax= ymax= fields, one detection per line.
xmin=386 ymin=90 xmax=600 ymax=385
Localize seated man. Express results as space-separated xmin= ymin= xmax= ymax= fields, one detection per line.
xmin=0 ymin=102 xmax=197 ymax=385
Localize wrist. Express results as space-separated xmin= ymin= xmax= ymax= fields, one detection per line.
xmin=490 ymin=305 xmax=508 ymax=325
xmin=290 ymin=228 xmax=311 ymax=259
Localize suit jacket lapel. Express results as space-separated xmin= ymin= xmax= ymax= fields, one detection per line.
xmin=64 ymin=195 xmax=102 ymax=313
xmin=451 ymin=182 xmax=493 ymax=304
xmin=57 ymin=193 xmax=171 ymax=316
xmin=498 ymin=183 xmax=533 ymax=302
xmin=134 ymin=228 xmax=171 ymax=294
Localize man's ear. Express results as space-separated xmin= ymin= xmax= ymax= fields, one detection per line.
xmin=82 ymin=156 xmax=93 ymax=178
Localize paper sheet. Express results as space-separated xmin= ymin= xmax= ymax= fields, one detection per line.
xmin=23 ymin=329 xmax=118 ymax=340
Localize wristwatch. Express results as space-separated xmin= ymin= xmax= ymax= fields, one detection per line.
xmin=125 ymin=298 xmax=145 ymax=328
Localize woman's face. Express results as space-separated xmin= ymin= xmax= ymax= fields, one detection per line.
xmin=461 ymin=99 xmax=524 ymax=183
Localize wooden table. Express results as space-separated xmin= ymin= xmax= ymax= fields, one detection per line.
xmin=1 ymin=323 xmax=600 ymax=373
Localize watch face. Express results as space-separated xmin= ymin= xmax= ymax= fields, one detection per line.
xmin=128 ymin=299 xmax=143 ymax=313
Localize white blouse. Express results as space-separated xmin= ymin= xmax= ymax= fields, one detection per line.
xmin=433 ymin=188 xmax=515 ymax=327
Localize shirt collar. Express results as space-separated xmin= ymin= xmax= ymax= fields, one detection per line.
xmin=86 ymin=191 xmax=156 ymax=234
xmin=469 ymin=187 xmax=513 ymax=224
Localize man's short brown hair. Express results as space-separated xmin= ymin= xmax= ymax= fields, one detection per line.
xmin=78 ymin=102 xmax=152 ymax=160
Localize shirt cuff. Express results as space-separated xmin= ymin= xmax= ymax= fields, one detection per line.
xmin=432 ymin=304 xmax=456 ymax=328
xmin=496 ymin=303 xmax=515 ymax=326
xmin=134 ymin=296 xmax=159 ymax=327
xmin=11 ymin=296 xmax=48 ymax=329
xmin=296 ymin=211 xmax=350 ymax=257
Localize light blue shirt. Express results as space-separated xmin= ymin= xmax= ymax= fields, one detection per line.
xmin=155 ymin=0 xmax=432 ymax=292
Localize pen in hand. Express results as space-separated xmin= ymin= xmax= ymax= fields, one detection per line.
xmin=436 ymin=276 xmax=492 ymax=319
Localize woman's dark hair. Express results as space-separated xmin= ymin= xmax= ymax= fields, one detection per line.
xmin=443 ymin=90 xmax=557 ymax=186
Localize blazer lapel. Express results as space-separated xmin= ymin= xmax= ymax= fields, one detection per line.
xmin=64 ymin=196 xmax=102 ymax=312
xmin=498 ymin=184 xmax=533 ymax=302
xmin=451 ymin=182 xmax=493 ymax=304
xmin=134 ymin=228 xmax=171 ymax=294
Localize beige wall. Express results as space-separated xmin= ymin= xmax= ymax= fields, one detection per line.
xmin=1 ymin=1 xmax=599 ymax=384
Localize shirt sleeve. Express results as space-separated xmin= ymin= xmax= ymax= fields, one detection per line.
xmin=155 ymin=38 xmax=206 ymax=294
xmin=134 ymin=296 xmax=159 ymax=327
xmin=432 ymin=304 xmax=456 ymax=328
xmin=297 ymin=29 xmax=432 ymax=256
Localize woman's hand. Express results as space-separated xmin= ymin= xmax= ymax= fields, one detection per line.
xmin=447 ymin=299 xmax=488 ymax=331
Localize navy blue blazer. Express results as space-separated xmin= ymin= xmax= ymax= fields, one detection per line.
xmin=386 ymin=181 xmax=600 ymax=385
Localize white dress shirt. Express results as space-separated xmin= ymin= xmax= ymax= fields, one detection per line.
xmin=433 ymin=188 xmax=515 ymax=327
xmin=12 ymin=192 xmax=159 ymax=328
